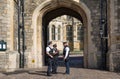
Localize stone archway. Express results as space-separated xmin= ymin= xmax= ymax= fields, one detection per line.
xmin=32 ymin=0 xmax=94 ymax=68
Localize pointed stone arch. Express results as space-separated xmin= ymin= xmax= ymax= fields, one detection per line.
xmin=31 ymin=0 xmax=95 ymax=68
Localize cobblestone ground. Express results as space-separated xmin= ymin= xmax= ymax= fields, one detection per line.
xmin=0 ymin=67 xmax=120 ymax=79
xmin=0 ymin=55 xmax=120 ymax=79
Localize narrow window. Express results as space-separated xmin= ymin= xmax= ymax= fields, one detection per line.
xmin=66 ymin=25 xmax=73 ymax=41
xmin=58 ymin=26 xmax=61 ymax=40
xmin=77 ymin=26 xmax=84 ymax=41
xmin=52 ymin=25 xmax=55 ymax=40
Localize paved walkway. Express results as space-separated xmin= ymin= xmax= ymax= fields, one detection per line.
xmin=0 ymin=55 xmax=119 ymax=79
xmin=0 ymin=67 xmax=120 ymax=79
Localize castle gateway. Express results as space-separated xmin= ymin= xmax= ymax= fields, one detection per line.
xmin=0 ymin=0 xmax=120 ymax=72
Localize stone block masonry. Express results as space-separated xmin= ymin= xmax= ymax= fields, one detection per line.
xmin=0 ymin=0 xmax=119 ymax=72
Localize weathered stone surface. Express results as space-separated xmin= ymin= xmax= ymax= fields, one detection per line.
xmin=0 ymin=0 xmax=119 ymax=72
xmin=0 ymin=52 xmax=8 ymax=69
xmin=0 ymin=0 xmax=8 ymax=41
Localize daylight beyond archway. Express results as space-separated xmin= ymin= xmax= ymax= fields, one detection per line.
xmin=47 ymin=15 xmax=84 ymax=68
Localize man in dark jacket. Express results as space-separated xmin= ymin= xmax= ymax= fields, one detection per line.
xmin=52 ymin=44 xmax=59 ymax=74
xmin=63 ymin=42 xmax=70 ymax=74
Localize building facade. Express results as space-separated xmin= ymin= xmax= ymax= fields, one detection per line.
xmin=0 ymin=0 xmax=120 ymax=72
xmin=48 ymin=15 xmax=83 ymax=51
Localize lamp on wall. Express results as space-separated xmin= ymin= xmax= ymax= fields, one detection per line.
xmin=100 ymin=18 xmax=106 ymax=38
xmin=0 ymin=40 xmax=7 ymax=51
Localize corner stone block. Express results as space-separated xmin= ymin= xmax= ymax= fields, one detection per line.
xmin=5 ymin=51 xmax=19 ymax=72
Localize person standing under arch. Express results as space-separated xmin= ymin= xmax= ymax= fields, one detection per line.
xmin=52 ymin=44 xmax=59 ymax=74
xmin=63 ymin=42 xmax=70 ymax=75
xmin=46 ymin=41 xmax=54 ymax=76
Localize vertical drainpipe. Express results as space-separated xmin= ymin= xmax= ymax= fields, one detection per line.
xmin=17 ymin=0 xmax=22 ymax=68
xmin=21 ymin=0 xmax=25 ymax=68
xmin=100 ymin=0 xmax=104 ymax=69
xmin=100 ymin=0 xmax=107 ymax=70
xmin=104 ymin=0 xmax=108 ymax=70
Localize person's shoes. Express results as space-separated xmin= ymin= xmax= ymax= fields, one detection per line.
xmin=52 ymin=72 xmax=57 ymax=74
xmin=63 ymin=73 xmax=70 ymax=75
xmin=47 ymin=73 xmax=52 ymax=76
xmin=47 ymin=74 xmax=52 ymax=76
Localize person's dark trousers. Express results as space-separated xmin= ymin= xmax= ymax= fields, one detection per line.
xmin=47 ymin=58 xmax=53 ymax=76
xmin=52 ymin=56 xmax=58 ymax=73
xmin=65 ymin=59 xmax=70 ymax=74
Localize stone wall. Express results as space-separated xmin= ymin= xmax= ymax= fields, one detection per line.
xmin=0 ymin=0 xmax=10 ymax=69
xmin=108 ymin=0 xmax=120 ymax=72
xmin=0 ymin=0 xmax=8 ymax=42
xmin=23 ymin=0 xmax=120 ymax=71
xmin=0 ymin=0 xmax=19 ymax=70
xmin=24 ymin=0 xmax=102 ymax=68
xmin=24 ymin=0 xmax=45 ymax=52
xmin=0 ymin=0 xmax=16 ymax=51
xmin=81 ymin=0 xmax=102 ymax=68
xmin=0 ymin=52 xmax=8 ymax=70
xmin=13 ymin=1 xmax=18 ymax=51
xmin=0 ymin=0 xmax=119 ymax=71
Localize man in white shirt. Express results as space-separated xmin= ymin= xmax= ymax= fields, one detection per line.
xmin=46 ymin=41 xmax=54 ymax=76
xmin=63 ymin=42 xmax=70 ymax=74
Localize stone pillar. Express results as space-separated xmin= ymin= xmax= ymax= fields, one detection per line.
xmin=108 ymin=0 xmax=120 ymax=72
xmin=73 ymin=21 xmax=76 ymax=50
xmin=0 ymin=0 xmax=8 ymax=42
xmin=0 ymin=0 xmax=19 ymax=71
xmin=49 ymin=25 xmax=52 ymax=41
xmin=55 ymin=25 xmax=58 ymax=40
xmin=61 ymin=25 xmax=63 ymax=41
xmin=5 ymin=51 xmax=19 ymax=72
